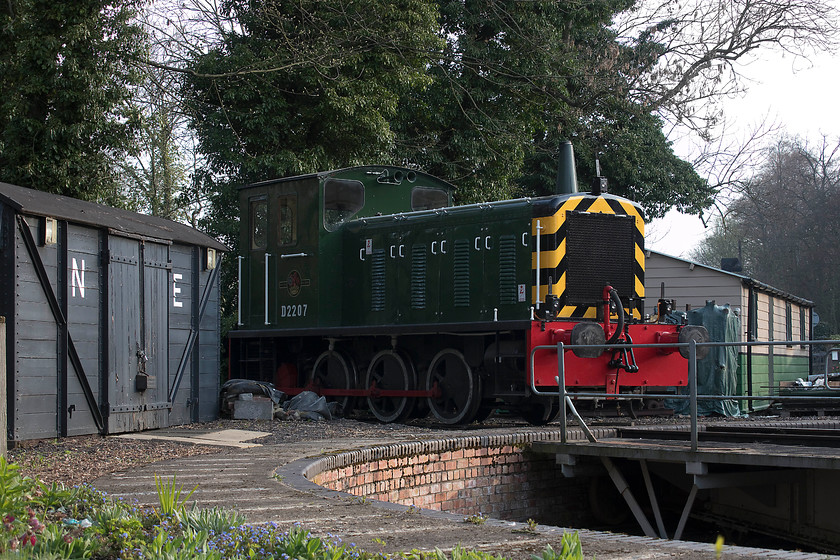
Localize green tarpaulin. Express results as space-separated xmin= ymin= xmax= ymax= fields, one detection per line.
xmin=667 ymin=301 xmax=741 ymax=417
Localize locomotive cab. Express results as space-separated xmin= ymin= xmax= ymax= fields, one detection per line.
xmin=239 ymin=176 xmax=321 ymax=330
xmin=236 ymin=167 xmax=454 ymax=331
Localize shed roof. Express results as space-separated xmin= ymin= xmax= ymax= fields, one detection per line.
xmin=0 ymin=182 xmax=227 ymax=251
xmin=648 ymin=250 xmax=814 ymax=307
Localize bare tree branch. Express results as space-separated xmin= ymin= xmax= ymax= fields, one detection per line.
xmin=616 ymin=0 xmax=838 ymax=135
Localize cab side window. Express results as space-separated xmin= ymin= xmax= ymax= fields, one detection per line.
xmin=250 ymin=197 xmax=268 ymax=249
xmin=411 ymin=186 xmax=449 ymax=210
xmin=277 ymin=195 xmax=297 ymax=246
xmin=324 ymin=179 xmax=364 ymax=231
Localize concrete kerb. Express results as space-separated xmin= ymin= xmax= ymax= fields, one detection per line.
xmin=275 ymin=427 xmax=840 ymax=560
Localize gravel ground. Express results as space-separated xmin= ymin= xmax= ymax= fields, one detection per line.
xmin=8 ymin=433 xmax=218 ymax=487
xmin=7 ymin=414 xmax=514 ymax=486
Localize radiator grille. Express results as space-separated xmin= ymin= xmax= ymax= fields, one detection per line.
xmin=565 ymin=211 xmax=635 ymax=305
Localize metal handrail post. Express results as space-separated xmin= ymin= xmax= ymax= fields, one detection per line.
xmin=535 ymin=221 xmax=542 ymax=309
xmin=824 ymin=347 xmax=840 ymax=391
xmin=689 ymin=339 xmax=698 ymax=452
xmin=557 ymin=342 xmax=567 ymax=443
xmin=264 ymin=253 xmax=271 ymax=325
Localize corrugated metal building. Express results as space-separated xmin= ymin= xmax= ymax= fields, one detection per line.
xmin=0 ymin=182 xmax=226 ymax=441
xmin=644 ymin=250 xmax=815 ymax=411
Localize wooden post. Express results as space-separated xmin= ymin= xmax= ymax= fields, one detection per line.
xmin=0 ymin=316 xmax=6 ymax=458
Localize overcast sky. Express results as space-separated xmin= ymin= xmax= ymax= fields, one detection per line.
xmin=646 ymin=34 xmax=840 ymax=258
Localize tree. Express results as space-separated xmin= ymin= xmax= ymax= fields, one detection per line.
xmin=164 ymin=0 xmax=837 ymax=215
xmin=391 ymin=0 xmax=715 ymax=212
xmin=616 ymin=0 xmax=837 ymax=136
xmin=117 ymin=62 xmax=209 ymax=225
xmin=0 ymin=0 xmax=146 ymax=201
xmin=390 ymin=0 xmax=835 ymax=214
xmin=183 ymin=0 xmax=441 ymax=187
xmin=691 ymin=136 xmax=840 ymax=334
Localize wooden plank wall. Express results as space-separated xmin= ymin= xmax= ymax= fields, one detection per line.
xmin=644 ymin=252 xmax=743 ymax=315
xmin=0 ymin=317 xmax=6 ymax=457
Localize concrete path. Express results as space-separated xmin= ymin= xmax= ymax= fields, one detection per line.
xmin=117 ymin=428 xmax=272 ymax=448
xmin=94 ymin=428 xmax=837 ymax=560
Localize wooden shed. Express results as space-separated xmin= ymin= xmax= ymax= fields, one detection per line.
xmin=0 ymin=182 xmax=226 ymax=441
xmin=644 ymin=250 xmax=815 ymax=411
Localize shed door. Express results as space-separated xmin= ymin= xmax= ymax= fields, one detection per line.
xmin=107 ymin=236 xmax=170 ymax=433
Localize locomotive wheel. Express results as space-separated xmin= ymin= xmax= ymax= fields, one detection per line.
xmin=425 ymin=349 xmax=481 ymax=425
xmin=548 ymin=397 xmax=562 ymax=422
xmin=473 ymin=399 xmax=496 ymax=423
xmin=518 ymin=395 xmax=559 ymax=426
xmin=310 ymin=350 xmax=356 ymax=413
xmin=365 ymin=350 xmax=416 ymax=423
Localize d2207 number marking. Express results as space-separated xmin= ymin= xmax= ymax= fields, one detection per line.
xmin=281 ymin=304 xmax=308 ymax=318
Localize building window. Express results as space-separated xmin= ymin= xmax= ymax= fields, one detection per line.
xmin=785 ymin=302 xmax=792 ymax=347
xmin=749 ymin=290 xmax=758 ymax=340
xmin=767 ymin=297 xmax=774 ymax=342
xmin=250 ymin=197 xmax=268 ymax=249
xmin=800 ymin=308 xmax=807 ymax=349
xmin=277 ymin=195 xmax=297 ymax=247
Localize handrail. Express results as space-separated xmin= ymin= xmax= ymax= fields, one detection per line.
xmin=535 ymin=220 xmax=542 ymax=309
xmin=531 ymin=337 xmax=840 ymax=451
xmin=823 ymin=346 xmax=840 ymax=390
xmin=264 ymin=253 xmax=271 ymax=325
xmin=237 ymin=256 xmax=244 ymax=326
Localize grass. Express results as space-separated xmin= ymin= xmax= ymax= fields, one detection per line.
xmin=463 ymin=513 xmax=487 ymax=525
xmin=0 ymin=456 xmax=590 ymax=559
xmin=154 ymin=473 xmax=197 ymax=518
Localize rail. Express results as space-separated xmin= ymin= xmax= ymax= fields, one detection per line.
xmin=529 ymin=338 xmax=840 ymax=451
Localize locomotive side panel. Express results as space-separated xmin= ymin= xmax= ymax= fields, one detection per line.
xmin=343 ymin=202 xmax=533 ymax=329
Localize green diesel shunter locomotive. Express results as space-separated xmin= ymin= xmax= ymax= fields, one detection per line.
xmin=229 ymin=145 xmax=704 ymax=425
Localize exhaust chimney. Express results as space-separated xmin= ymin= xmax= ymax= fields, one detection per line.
xmin=555 ymin=140 xmax=578 ymax=195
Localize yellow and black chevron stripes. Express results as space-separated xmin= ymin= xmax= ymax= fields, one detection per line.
xmin=531 ymin=195 xmax=645 ymax=319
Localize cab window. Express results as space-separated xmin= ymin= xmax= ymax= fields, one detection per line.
xmin=324 ymin=179 xmax=364 ymax=231
xmin=411 ymin=186 xmax=449 ymax=210
xmin=250 ymin=197 xmax=268 ymax=249
xmin=277 ymin=195 xmax=297 ymax=246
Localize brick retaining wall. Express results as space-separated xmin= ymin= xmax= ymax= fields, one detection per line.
xmin=306 ymin=430 xmax=617 ymax=525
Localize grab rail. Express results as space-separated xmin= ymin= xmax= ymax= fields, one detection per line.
xmin=529 ymin=338 xmax=840 ymax=451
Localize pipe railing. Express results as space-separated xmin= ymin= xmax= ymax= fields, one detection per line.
xmin=530 ymin=338 xmax=840 ymax=451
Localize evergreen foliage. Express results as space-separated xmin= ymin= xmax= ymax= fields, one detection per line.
xmin=395 ymin=0 xmax=712 ymax=213
xmin=0 ymin=0 xmax=146 ymax=202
